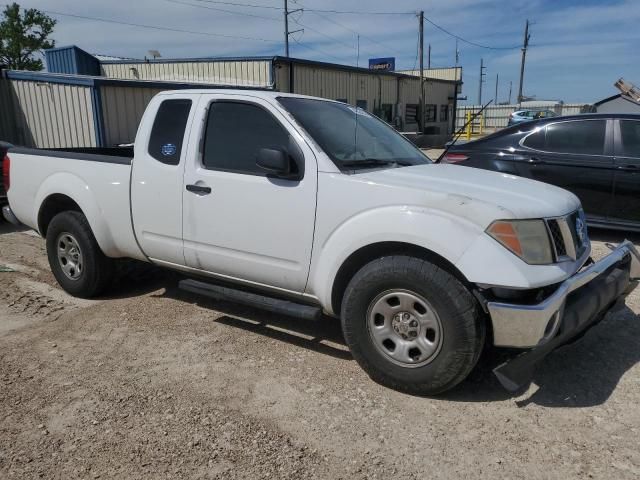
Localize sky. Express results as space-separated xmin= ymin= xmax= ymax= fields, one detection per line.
xmin=8 ymin=0 xmax=640 ymax=103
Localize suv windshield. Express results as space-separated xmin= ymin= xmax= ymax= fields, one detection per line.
xmin=278 ymin=97 xmax=431 ymax=171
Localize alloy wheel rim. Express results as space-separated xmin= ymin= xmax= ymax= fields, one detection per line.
xmin=366 ymin=289 xmax=443 ymax=368
xmin=56 ymin=232 xmax=84 ymax=281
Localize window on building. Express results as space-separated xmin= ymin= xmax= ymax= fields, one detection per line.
xmin=425 ymin=104 xmax=437 ymax=123
xmin=440 ymin=105 xmax=449 ymax=122
xmin=620 ymin=120 xmax=640 ymax=158
xmin=147 ymin=99 xmax=192 ymax=165
xmin=405 ymin=104 xmax=419 ymax=124
xmin=202 ymin=101 xmax=293 ymax=176
xmin=377 ymin=104 xmax=393 ymax=123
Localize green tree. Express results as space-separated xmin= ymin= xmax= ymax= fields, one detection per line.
xmin=0 ymin=3 xmax=56 ymax=71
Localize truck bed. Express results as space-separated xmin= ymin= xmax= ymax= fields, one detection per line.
xmin=8 ymin=145 xmax=133 ymax=165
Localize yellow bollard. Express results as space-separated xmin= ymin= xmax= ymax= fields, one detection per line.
xmin=466 ymin=111 xmax=471 ymax=140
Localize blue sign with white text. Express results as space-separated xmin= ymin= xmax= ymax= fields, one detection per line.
xmin=368 ymin=57 xmax=396 ymax=72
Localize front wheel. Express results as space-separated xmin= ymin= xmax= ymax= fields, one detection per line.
xmin=46 ymin=211 xmax=114 ymax=298
xmin=341 ymin=255 xmax=485 ymax=395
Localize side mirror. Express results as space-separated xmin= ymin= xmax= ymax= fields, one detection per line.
xmin=256 ymin=148 xmax=294 ymax=178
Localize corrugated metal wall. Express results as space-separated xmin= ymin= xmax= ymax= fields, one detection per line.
xmin=290 ymin=64 xmax=399 ymax=110
xmin=397 ymin=67 xmax=462 ymax=82
xmin=99 ymin=85 xmax=165 ymax=146
xmin=0 ymin=78 xmax=96 ymax=148
xmin=101 ymin=60 xmax=272 ymax=86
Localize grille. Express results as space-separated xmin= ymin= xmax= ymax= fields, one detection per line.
xmin=567 ymin=210 xmax=588 ymax=258
xmin=546 ymin=210 xmax=588 ymax=261
xmin=547 ymin=219 xmax=567 ymax=257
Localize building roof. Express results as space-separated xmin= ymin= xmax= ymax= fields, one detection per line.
xmin=5 ymin=69 xmax=274 ymax=90
xmin=593 ymin=93 xmax=640 ymax=107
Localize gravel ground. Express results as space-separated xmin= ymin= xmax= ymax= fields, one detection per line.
xmin=1 ymin=220 xmax=639 ymax=479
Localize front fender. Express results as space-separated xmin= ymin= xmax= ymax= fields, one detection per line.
xmin=308 ymin=205 xmax=484 ymax=314
xmin=34 ymin=172 xmax=121 ymax=257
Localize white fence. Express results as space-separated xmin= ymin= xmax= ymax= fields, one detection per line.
xmin=455 ymin=103 xmax=593 ymax=130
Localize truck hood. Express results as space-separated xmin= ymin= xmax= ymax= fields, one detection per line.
xmin=358 ymin=163 xmax=580 ymax=226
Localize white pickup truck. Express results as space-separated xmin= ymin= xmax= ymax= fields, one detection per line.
xmin=2 ymin=90 xmax=639 ymax=394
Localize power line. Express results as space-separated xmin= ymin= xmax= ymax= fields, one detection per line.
xmin=193 ymin=0 xmax=413 ymax=14
xmin=291 ymin=0 xmax=405 ymax=57
xmin=290 ymin=38 xmax=345 ymax=63
xmin=194 ymin=0 xmax=520 ymax=50
xmin=166 ymin=0 xmax=281 ymax=21
xmin=422 ymin=17 xmax=520 ymax=50
xmin=37 ymin=8 xmax=280 ymax=43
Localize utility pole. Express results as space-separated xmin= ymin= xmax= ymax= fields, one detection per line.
xmin=478 ymin=58 xmax=486 ymax=105
xmin=356 ymin=35 xmax=360 ymax=67
xmin=283 ymin=0 xmax=303 ymax=57
xmin=508 ymin=80 xmax=513 ymax=104
xmin=418 ymin=10 xmax=425 ymax=132
xmin=428 ymin=44 xmax=431 ymax=69
xmin=517 ymin=19 xmax=530 ymax=105
xmin=284 ymin=0 xmax=289 ymax=57
xmin=455 ymin=38 xmax=459 ymax=66
xmin=494 ymin=73 xmax=499 ymax=105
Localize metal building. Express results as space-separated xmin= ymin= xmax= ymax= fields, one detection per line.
xmin=1 ymin=46 xmax=462 ymax=149
xmin=48 ymin=47 xmax=462 ymax=139
xmin=0 ymin=69 xmax=224 ymax=148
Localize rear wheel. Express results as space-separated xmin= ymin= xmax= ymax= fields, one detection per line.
xmin=341 ymin=255 xmax=485 ymax=395
xmin=46 ymin=211 xmax=114 ymax=298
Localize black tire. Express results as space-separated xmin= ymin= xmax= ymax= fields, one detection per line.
xmin=341 ymin=255 xmax=485 ymax=395
xmin=46 ymin=211 xmax=114 ymax=298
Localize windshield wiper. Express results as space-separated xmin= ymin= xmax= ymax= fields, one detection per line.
xmin=340 ymin=159 xmax=412 ymax=169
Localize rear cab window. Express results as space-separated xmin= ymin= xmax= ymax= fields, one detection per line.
xmin=148 ymin=99 xmax=192 ymax=165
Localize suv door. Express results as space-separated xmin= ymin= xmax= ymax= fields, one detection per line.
xmin=182 ymin=95 xmax=318 ymax=293
xmin=517 ymin=119 xmax=615 ymax=221
xmin=611 ymin=119 xmax=640 ymax=225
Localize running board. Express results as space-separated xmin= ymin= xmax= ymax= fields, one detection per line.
xmin=178 ymin=279 xmax=322 ymax=321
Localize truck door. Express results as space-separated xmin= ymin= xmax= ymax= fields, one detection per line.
xmin=131 ymin=94 xmax=197 ymax=265
xmin=182 ymin=95 xmax=318 ymax=293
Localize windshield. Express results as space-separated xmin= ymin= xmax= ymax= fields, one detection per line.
xmin=278 ymin=97 xmax=431 ymax=171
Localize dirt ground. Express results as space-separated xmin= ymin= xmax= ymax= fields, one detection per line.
xmin=1 ymin=220 xmax=639 ymax=479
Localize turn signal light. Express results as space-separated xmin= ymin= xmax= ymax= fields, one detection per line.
xmin=1 ymin=154 xmax=9 ymax=192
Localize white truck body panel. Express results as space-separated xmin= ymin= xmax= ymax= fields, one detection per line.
xmin=5 ymin=89 xmax=586 ymax=313
xmin=8 ymin=154 xmax=144 ymax=260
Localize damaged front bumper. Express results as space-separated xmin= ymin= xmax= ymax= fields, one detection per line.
xmin=487 ymin=240 xmax=640 ymax=391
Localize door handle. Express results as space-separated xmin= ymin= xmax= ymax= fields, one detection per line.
xmin=528 ymin=157 xmax=545 ymax=165
xmin=616 ymin=164 xmax=640 ymax=172
xmin=186 ymin=184 xmax=212 ymax=194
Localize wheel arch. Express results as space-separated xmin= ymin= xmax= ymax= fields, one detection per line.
xmin=38 ymin=193 xmax=83 ymax=238
xmin=330 ymin=241 xmax=474 ymax=316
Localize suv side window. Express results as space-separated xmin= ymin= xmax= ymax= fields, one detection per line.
xmin=620 ymin=120 xmax=640 ymax=158
xmin=202 ymin=101 xmax=294 ymax=176
xmin=545 ymin=120 xmax=606 ymax=155
xmin=523 ymin=127 xmax=545 ymax=150
xmin=148 ymin=99 xmax=192 ymax=165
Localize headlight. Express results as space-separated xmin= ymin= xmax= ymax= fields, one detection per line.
xmin=486 ymin=219 xmax=554 ymax=265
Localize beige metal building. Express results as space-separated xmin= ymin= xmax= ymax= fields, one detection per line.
xmin=0 ymin=46 xmax=462 ymax=148
xmin=97 ymin=55 xmax=461 ymax=138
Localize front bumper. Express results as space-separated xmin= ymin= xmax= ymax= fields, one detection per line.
xmin=487 ymin=240 xmax=640 ymax=391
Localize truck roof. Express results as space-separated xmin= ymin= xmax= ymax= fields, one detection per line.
xmin=156 ymin=89 xmax=338 ymax=103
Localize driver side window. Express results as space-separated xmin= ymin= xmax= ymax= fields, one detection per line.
xmin=202 ymin=101 xmax=299 ymax=176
